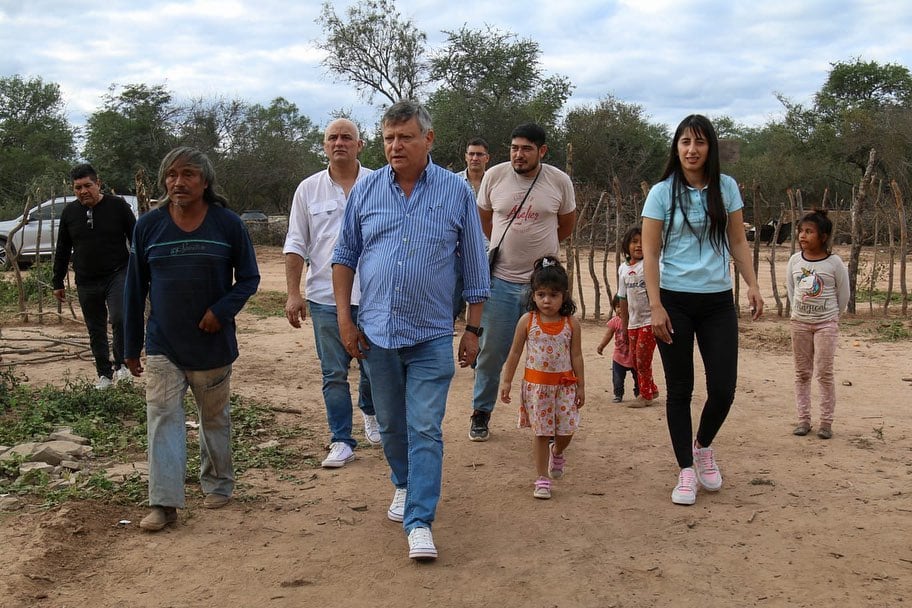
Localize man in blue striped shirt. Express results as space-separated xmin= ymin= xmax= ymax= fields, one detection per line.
xmin=332 ymin=101 xmax=489 ymax=561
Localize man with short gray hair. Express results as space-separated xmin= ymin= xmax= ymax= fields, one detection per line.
xmin=332 ymin=101 xmax=489 ymax=560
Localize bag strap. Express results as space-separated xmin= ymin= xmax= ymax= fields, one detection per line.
xmin=491 ymin=169 xmax=541 ymax=251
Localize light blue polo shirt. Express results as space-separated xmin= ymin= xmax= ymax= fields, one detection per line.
xmin=641 ymin=174 xmax=743 ymax=293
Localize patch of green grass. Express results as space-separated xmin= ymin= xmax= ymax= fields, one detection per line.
xmin=0 ymin=263 xmax=58 ymax=315
xmin=874 ymin=320 xmax=910 ymax=342
xmin=245 ymin=290 xmax=286 ymax=317
xmin=0 ymin=367 xmax=313 ymax=508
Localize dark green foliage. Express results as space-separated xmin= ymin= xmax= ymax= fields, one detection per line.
xmin=0 ymin=75 xmax=75 ymax=211
xmin=427 ymin=26 xmax=572 ymax=169
xmin=83 ymin=84 xmax=178 ymax=195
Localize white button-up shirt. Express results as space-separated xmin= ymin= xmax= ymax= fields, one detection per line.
xmin=283 ymin=164 xmax=372 ymax=306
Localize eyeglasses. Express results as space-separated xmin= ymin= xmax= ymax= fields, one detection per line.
xmin=86 ymin=207 xmax=93 ymax=229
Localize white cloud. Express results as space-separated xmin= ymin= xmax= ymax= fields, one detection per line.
xmin=0 ymin=0 xmax=909 ymax=137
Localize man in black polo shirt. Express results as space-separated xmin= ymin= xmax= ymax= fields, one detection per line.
xmin=52 ymin=164 xmax=137 ymax=389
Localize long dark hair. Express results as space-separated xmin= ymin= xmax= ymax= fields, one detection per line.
xmin=659 ymin=114 xmax=727 ymax=255
xmin=525 ymin=255 xmax=577 ymax=316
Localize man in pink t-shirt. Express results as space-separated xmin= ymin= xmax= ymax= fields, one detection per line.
xmin=468 ymin=123 xmax=576 ymax=441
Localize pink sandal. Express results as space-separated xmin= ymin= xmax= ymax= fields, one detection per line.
xmin=533 ymin=476 xmax=552 ymax=499
xmin=549 ymin=445 xmax=566 ymax=479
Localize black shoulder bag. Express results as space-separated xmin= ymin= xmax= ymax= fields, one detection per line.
xmin=487 ymin=170 xmax=540 ymax=276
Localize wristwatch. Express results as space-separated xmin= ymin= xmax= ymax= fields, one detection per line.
xmin=464 ymin=325 xmax=484 ymax=337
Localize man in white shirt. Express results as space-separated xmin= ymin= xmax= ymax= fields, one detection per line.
xmin=284 ymin=118 xmax=379 ymax=468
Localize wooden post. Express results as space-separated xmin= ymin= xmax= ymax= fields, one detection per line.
xmin=588 ymin=192 xmax=605 ymax=321
xmin=890 ymin=179 xmax=908 ymax=315
xmin=885 ymin=222 xmax=894 ymax=313
xmin=848 ymin=149 xmax=878 ymax=314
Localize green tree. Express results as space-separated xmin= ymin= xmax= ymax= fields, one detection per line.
xmin=0 ymin=75 xmax=75 ymax=213
xmin=426 ymin=25 xmax=572 ymax=169
xmin=83 ymin=84 xmax=178 ymax=194
xmin=220 ymin=97 xmax=324 ymax=214
xmin=177 ymin=96 xmax=248 ymax=155
xmin=563 ymin=96 xmax=667 ymax=195
xmin=316 ymin=0 xmax=428 ymax=105
xmin=815 ymin=59 xmax=912 ymax=179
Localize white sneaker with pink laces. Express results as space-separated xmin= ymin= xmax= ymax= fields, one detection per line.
xmin=693 ymin=442 xmax=723 ymax=491
xmin=671 ymin=467 xmax=698 ymax=505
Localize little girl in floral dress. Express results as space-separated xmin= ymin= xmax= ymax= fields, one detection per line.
xmin=500 ymin=256 xmax=585 ymax=499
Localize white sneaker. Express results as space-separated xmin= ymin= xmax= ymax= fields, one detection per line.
xmin=321 ymin=442 xmax=355 ymax=468
xmin=113 ymin=366 xmax=133 ymax=384
xmin=387 ymin=487 xmax=407 ymax=522
xmin=362 ymin=413 xmax=381 ymax=445
xmin=693 ymin=442 xmax=723 ymax=491
xmin=407 ymin=526 xmax=437 ymax=560
xmin=94 ymin=375 xmax=113 ymax=390
xmin=671 ymin=467 xmax=698 ymax=505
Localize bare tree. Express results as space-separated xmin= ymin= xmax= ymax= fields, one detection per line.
xmin=316 ymin=0 xmax=428 ymax=105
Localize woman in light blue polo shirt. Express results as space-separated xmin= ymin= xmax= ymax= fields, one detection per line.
xmin=641 ymin=115 xmax=764 ymax=506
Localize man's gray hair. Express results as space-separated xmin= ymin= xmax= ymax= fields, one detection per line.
xmin=382 ymin=100 xmax=432 ymax=135
xmin=157 ymin=147 xmax=227 ymax=207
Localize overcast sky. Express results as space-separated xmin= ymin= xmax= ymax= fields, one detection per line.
xmin=2 ymin=0 xmax=910 ymax=139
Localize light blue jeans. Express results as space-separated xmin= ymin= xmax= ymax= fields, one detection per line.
xmin=145 ymin=355 xmax=233 ymax=508
xmin=309 ymin=301 xmax=374 ymax=449
xmin=472 ymin=276 xmax=528 ymax=414
xmin=363 ymin=335 xmax=454 ymax=533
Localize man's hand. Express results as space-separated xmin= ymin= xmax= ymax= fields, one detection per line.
xmin=457 ymin=332 xmax=479 ymax=368
xmin=339 ymin=318 xmax=369 ymax=359
xmin=199 ymin=309 xmax=222 ymax=333
xmin=285 ymin=293 xmax=307 ymax=328
xmin=53 ymin=288 xmax=66 ymax=302
xmin=125 ymin=358 xmax=144 ymax=377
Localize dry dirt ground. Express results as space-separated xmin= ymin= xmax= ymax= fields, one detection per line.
xmin=2 ymin=246 xmax=911 ymax=608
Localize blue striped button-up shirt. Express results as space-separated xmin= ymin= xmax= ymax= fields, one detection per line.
xmin=332 ymin=157 xmax=490 ymax=349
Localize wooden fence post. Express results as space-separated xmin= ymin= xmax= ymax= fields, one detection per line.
xmin=890 ymin=179 xmax=908 ymax=315
xmin=848 ymin=149 xmax=878 ymax=314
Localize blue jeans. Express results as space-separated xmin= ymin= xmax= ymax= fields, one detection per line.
xmin=612 ymin=361 xmax=639 ymax=398
xmin=363 ymin=335 xmax=454 ymax=532
xmin=145 ymin=355 xmax=233 ymax=508
xmin=76 ymin=266 xmax=126 ymax=378
xmin=472 ymin=277 xmax=528 ymax=413
xmin=309 ymin=301 xmax=374 ymax=449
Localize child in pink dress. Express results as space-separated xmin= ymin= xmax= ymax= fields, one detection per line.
xmin=597 ymin=295 xmax=640 ymax=402
xmin=500 ymin=256 xmax=585 ymax=500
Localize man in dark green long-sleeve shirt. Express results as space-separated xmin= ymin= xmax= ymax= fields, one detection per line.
xmin=124 ymin=147 xmax=260 ymax=532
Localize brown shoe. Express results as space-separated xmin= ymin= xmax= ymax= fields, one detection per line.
xmin=793 ymin=422 xmax=811 ymax=436
xmin=816 ymin=424 xmax=833 ymax=440
xmin=140 ymin=506 xmax=177 ymax=531
xmin=203 ymin=493 xmax=231 ymax=509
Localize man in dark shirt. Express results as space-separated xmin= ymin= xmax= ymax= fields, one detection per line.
xmin=124 ymin=147 xmax=260 ymax=532
xmin=52 ymin=164 xmax=136 ymax=389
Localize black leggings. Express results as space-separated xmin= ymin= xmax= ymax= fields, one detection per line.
xmin=656 ymin=289 xmax=738 ymax=468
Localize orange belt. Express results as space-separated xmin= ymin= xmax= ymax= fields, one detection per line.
xmin=524 ymin=368 xmax=578 ymax=386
